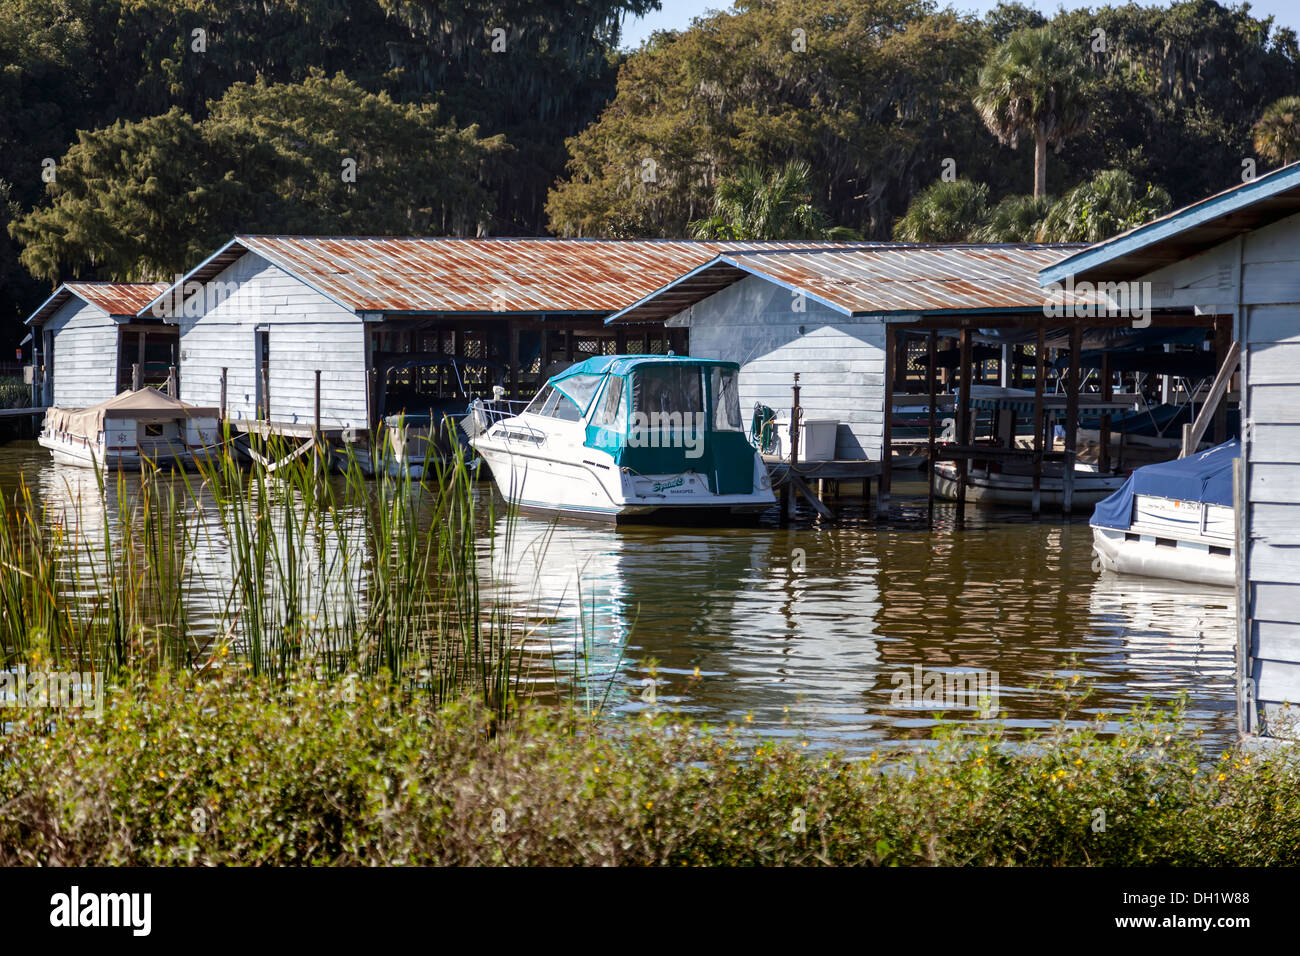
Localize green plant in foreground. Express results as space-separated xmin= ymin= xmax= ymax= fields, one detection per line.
xmin=0 ymin=425 xmax=534 ymax=725
xmin=2 ymin=671 xmax=1298 ymax=866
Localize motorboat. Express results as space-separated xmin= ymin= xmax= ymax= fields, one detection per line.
xmin=933 ymin=456 xmax=1127 ymax=507
xmin=39 ymin=388 xmax=220 ymax=469
xmin=467 ymin=355 xmax=776 ymax=522
xmin=1090 ymin=440 xmax=1237 ymax=587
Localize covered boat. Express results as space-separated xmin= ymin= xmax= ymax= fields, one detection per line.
xmin=39 ymin=388 xmax=220 ymax=468
xmin=1090 ymin=440 xmax=1238 ymax=587
xmin=467 ymin=355 xmax=776 ymax=523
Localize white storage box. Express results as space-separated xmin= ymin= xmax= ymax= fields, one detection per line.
xmin=773 ymin=418 xmax=838 ymax=461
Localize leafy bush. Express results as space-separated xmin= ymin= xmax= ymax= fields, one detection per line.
xmin=3 ymin=672 xmax=1298 ymax=866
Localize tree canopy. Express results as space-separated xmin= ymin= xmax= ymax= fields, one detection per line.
xmin=5 ymin=0 xmax=1300 ymax=335
xmin=10 ymin=75 xmax=505 ymax=284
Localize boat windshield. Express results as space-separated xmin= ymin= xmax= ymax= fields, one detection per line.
xmin=523 ymin=384 xmax=581 ymax=421
xmin=553 ymin=374 xmax=604 ymax=416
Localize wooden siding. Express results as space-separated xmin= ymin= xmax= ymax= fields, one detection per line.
xmin=43 ymin=299 xmax=119 ymax=408
xmin=177 ymin=252 xmax=368 ymax=430
xmin=678 ymin=274 xmax=886 ymax=459
xmin=1239 ymin=214 xmax=1300 ymax=736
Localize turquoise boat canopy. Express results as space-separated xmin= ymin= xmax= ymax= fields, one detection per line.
xmin=545 ymin=355 xmax=754 ymax=495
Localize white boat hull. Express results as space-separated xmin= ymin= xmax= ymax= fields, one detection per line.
xmin=38 ymin=434 xmax=202 ymax=469
xmin=933 ymin=459 xmax=1124 ymax=507
xmin=1092 ymin=525 xmax=1234 ymax=588
xmin=471 ymin=426 xmax=775 ymax=523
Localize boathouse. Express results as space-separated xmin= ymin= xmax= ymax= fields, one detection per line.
xmin=607 ymin=243 xmax=1219 ymax=515
xmin=1040 ymin=161 xmax=1300 ymax=744
xmin=24 ymin=281 xmax=174 ymax=408
xmin=144 ymin=236 xmax=853 ymax=437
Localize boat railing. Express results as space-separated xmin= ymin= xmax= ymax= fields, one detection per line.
xmin=463 ymin=398 xmax=532 ymax=438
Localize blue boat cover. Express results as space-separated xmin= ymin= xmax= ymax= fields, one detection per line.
xmin=1091 ymin=440 xmax=1240 ymax=530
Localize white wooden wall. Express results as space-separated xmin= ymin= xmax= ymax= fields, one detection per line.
xmin=41 ymin=299 xmax=120 ymax=408
xmin=675 ymin=274 xmax=886 ymax=459
xmin=1142 ymin=211 xmax=1300 ymax=737
xmin=178 ymin=252 xmax=369 ymax=430
xmin=1238 ymin=216 xmax=1300 ymax=737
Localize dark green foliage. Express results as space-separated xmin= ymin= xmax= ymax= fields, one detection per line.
xmin=2 ymin=674 xmax=1299 ymax=865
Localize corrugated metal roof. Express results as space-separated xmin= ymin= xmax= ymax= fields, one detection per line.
xmin=26 ymin=281 xmax=171 ymax=326
xmin=608 ymin=244 xmax=1086 ymax=324
xmin=144 ymin=236 xmax=870 ymax=318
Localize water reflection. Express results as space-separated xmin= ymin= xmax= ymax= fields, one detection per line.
xmin=2 ymin=441 xmax=1238 ymax=752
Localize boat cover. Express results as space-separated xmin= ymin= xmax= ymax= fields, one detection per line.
xmin=1091 ymin=440 xmax=1239 ymax=530
xmin=552 ymin=355 xmax=755 ymax=495
xmin=44 ymin=388 xmax=217 ymax=440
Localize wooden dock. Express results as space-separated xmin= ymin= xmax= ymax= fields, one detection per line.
xmin=0 ymin=407 xmax=45 ymax=419
xmin=764 ymin=456 xmax=882 ymax=522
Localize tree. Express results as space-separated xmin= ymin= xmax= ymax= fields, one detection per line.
xmin=892 ymin=179 xmax=989 ymax=242
xmin=547 ymin=0 xmax=990 ymax=238
xmin=1036 ymin=169 xmax=1171 ymax=243
xmin=689 ymin=162 xmax=850 ymax=240
xmin=973 ymin=26 xmax=1091 ymax=199
xmin=1254 ymin=96 xmax=1300 ymax=168
xmin=9 ymin=75 xmax=505 ymax=284
xmin=974 ymin=193 xmax=1053 ymax=241
xmin=376 ymin=0 xmax=658 ymax=232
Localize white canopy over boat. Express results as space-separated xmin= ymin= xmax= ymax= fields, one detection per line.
xmin=44 ymin=388 xmax=218 ymax=441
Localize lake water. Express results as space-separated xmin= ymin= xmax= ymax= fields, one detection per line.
xmin=1 ymin=441 xmax=1238 ymax=752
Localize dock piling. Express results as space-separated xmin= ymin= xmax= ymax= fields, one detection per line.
xmin=787 ymin=373 xmax=801 ymax=522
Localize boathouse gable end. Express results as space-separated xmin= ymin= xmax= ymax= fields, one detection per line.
xmin=176 ymin=252 xmax=369 ymax=431
xmin=674 ymin=272 xmax=885 ymax=460
xmin=40 ymin=298 xmax=119 ymax=409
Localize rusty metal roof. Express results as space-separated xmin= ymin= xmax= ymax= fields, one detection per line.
xmin=607 ymin=243 xmax=1086 ymax=324
xmin=143 ymin=236 xmax=868 ymax=319
xmin=26 ymin=281 xmax=171 ymax=326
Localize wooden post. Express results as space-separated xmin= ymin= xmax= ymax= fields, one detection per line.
xmin=262 ymin=364 xmax=271 ymax=422
xmin=314 ymin=369 xmax=323 ymax=475
xmin=926 ymin=329 xmax=938 ymax=527
xmin=219 ymin=367 xmax=228 ymax=422
xmin=787 ymin=373 xmax=801 ymax=521
xmin=1099 ymin=350 xmax=1112 ymax=476
xmin=878 ymin=325 xmax=895 ymax=519
xmin=508 ymin=323 xmax=521 ymax=399
xmin=1063 ymin=324 xmax=1081 ymax=517
xmin=167 ymin=365 xmax=177 ymax=398
xmin=567 ymin=330 xmax=576 ymax=362
xmin=137 ymin=332 xmax=146 ymax=385
xmin=956 ymin=327 xmax=972 ymax=517
xmin=1032 ymin=324 xmax=1046 ymax=518
xmin=132 ymin=363 xmax=142 ymax=392
xmin=1213 ymin=315 xmax=1231 ymax=445
xmin=615 ymin=328 xmax=626 ymax=355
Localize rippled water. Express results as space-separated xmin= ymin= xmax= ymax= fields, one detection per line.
xmin=1 ymin=441 xmax=1238 ymax=752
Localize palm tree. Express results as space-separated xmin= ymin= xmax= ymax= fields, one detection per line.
xmin=1037 ymin=170 xmax=1171 ymax=243
xmin=1253 ymin=96 xmax=1300 ymax=168
xmin=689 ymin=161 xmax=852 ymax=239
xmin=973 ymin=26 xmax=1091 ymax=199
xmin=892 ymin=179 xmax=989 ymax=242
xmin=974 ymin=193 xmax=1053 ymax=242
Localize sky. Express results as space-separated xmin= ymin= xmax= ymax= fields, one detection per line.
xmin=620 ymin=0 xmax=1300 ymax=49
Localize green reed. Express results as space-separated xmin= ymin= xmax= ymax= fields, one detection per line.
xmin=0 ymin=420 xmax=531 ymax=724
